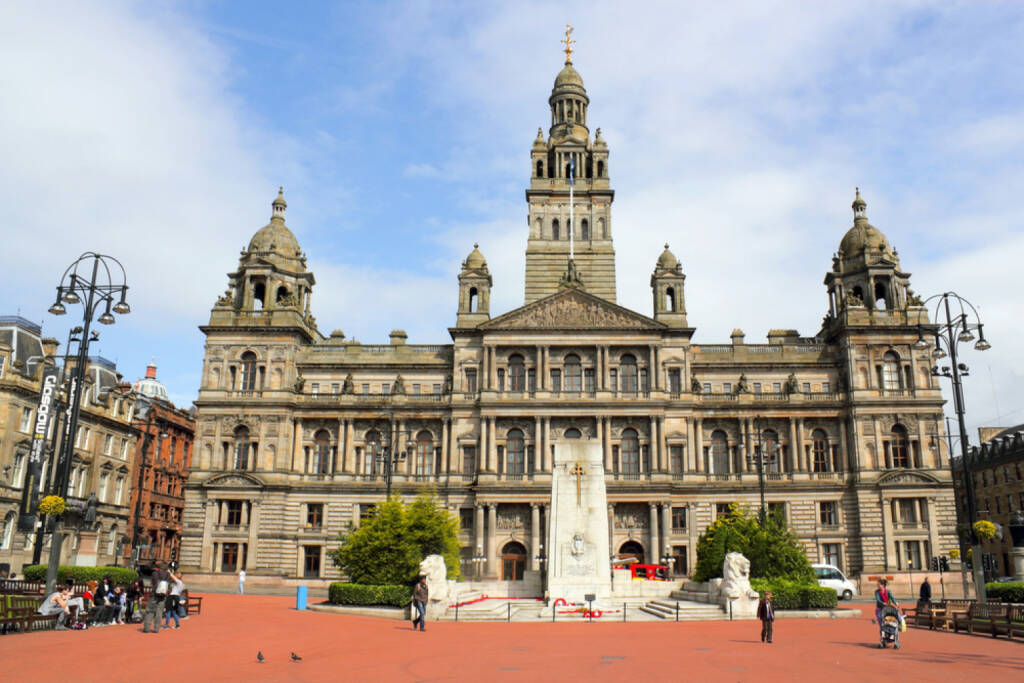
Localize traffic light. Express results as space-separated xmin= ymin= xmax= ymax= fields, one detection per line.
xmin=930 ymin=556 xmax=939 ymax=571
xmin=940 ymin=556 xmax=949 ymax=572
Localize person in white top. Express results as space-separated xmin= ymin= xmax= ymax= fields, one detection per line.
xmin=238 ymin=569 xmax=246 ymax=594
xmin=164 ymin=573 xmax=185 ymax=629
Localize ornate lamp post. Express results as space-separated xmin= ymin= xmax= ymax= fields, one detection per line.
xmin=43 ymin=253 xmax=130 ymax=594
xmin=913 ymin=291 xmax=990 ymax=601
xmin=373 ymin=398 xmax=410 ymax=499
xmin=744 ymin=415 xmax=769 ymax=524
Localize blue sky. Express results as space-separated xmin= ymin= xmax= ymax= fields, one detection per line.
xmin=2 ymin=1 xmax=1023 ymax=440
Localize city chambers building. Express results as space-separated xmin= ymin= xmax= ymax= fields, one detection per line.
xmin=179 ymin=49 xmax=958 ymax=588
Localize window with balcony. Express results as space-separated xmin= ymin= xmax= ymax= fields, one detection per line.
xmin=812 ymin=429 xmax=829 ymax=472
xmin=550 ymin=369 xmax=561 ymax=393
xmin=802 ymin=382 xmax=811 ymax=393
xmin=233 ymin=426 xmax=251 ymax=470
xmin=306 ymin=503 xmax=323 ymax=528
xmin=465 ymin=369 xmax=477 ymax=394
xmin=364 ymin=430 xmax=382 ymax=475
xmin=496 ymin=369 xmax=505 ymax=392
xmin=564 ymin=354 xmax=582 ymax=391
xmin=703 ymin=383 xmax=711 ymax=394
xmin=506 ymin=429 xmax=525 ymax=475
xmin=890 ymin=425 xmax=909 ymax=468
xmin=668 ymin=369 xmax=682 ymax=394
xmin=620 ymin=354 xmax=638 ymax=393
xmin=753 ymin=382 xmax=762 ymax=394
xmin=462 ymin=446 xmax=476 ymax=476
xmin=415 ymin=431 xmax=434 ymax=476
xmin=311 ymin=383 xmax=319 ymax=395
xmin=671 ymin=506 xmax=688 ymax=530
xmin=459 ymin=508 xmax=474 ymax=531
xmin=772 ymin=382 xmax=781 ymax=393
xmin=710 ymin=430 xmax=729 ymax=474
xmin=723 ymin=382 xmax=732 ymax=394
xmin=240 ymin=352 xmax=258 ymax=391
xmin=509 ymin=354 xmax=526 ymax=391
xmin=433 ymin=383 xmax=441 ymax=394
xmin=528 ymin=369 xmax=537 ymax=392
xmin=314 ymin=430 xmax=331 ymax=474
xmin=823 ymin=381 xmax=831 ymax=393
xmin=610 ymin=369 xmax=618 ymax=392
xmin=881 ymin=351 xmax=901 ymax=390
xmin=621 ymin=428 xmax=640 ymax=475
xmin=760 ymin=429 xmax=780 ymax=473
xmin=362 ymin=383 xmax=370 ymax=394
xmin=669 ymin=445 xmax=684 ymax=474
xmin=819 ymin=501 xmax=838 ymax=526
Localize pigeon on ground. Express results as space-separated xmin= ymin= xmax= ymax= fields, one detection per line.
xmin=257 ymin=651 xmax=265 ymax=663
xmin=291 ymin=652 xmax=302 ymax=662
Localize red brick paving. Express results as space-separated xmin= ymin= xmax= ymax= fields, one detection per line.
xmin=1 ymin=594 xmax=1021 ymax=682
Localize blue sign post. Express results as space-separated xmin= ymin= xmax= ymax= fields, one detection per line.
xmin=296 ymin=585 xmax=308 ymax=610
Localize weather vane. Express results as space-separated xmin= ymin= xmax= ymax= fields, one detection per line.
xmin=562 ymin=24 xmax=575 ymax=63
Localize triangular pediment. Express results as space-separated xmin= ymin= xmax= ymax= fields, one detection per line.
xmin=204 ymin=473 xmax=265 ymax=489
xmin=481 ymin=288 xmax=666 ymax=331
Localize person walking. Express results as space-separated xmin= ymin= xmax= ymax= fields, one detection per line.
xmin=126 ymin=578 xmax=144 ymax=623
xmin=874 ymin=578 xmax=897 ymax=636
xmin=411 ymin=575 xmax=429 ymax=632
xmin=142 ymin=562 xmax=171 ymax=634
xmin=163 ymin=572 xmax=184 ymax=629
xmin=757 ymin=590 xmax=775 ymax=643
xmin=918 ymin=576 xmax=932 ymax=608
xmin=237 ymin=569 xmax=246 ymax=595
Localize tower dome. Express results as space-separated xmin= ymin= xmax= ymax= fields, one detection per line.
xmin=656 ymin=243 xmax=679 ymax=271
xmin=133 ymin=359 xmax=169 ymax=402
xmin=247 ymin=187 xmax=302 ymax=257
xmin=463 ymin=243 xmax=488 ymax=271
xmin=838 ymin=189 xmax=893 ymax=257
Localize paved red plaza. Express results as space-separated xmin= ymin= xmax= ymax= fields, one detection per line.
xmin=2 ymin=595 xmax=1021 ymax=682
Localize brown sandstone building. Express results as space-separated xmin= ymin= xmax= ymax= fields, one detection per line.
xmin=179 ymin=50 xmax=959 ymax=587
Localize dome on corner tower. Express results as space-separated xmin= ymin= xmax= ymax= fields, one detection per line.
xmin=247 ymin=187 xmax=302 ymax=257
xmin=838 ymin=189 xmax=893 ymax=257
xmin=463 ymin=243 xmax=487 ymax=270
xmin=554 ymin=62 xmax=585 ymax=91
xmin=656 ymin=244 xmax=679 ymax=271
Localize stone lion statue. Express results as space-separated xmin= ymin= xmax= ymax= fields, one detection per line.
xmin=721 ymin=552 xmax=759 ymax=600
xmin=418 ymin=554 xmax=450 ymax=603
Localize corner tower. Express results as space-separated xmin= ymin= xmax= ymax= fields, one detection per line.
xmin=524 ymin=28 xmax=616 ymax=303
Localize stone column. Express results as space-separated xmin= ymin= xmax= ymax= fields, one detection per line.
xmin=219 ymin=500 xmax=226 ymax=524
xmin=396 ymin=419 xmax=408 ymax=475
xmin=661 ymin=502 xmax=672 ymax=559
xmin=649 ymin=416 xmax=658 ymax=473
xmin=917 ymin=419 xmax=929 ymax=468
xmin=695 ymin=418 xmax=705 ymax=473
xmin=838 ymin=418 xmax=849 ymax=473
xmin=788 ymin=418 xmax=798 ymax=472
xmin=474 ymin=503 xmax=484 ymax=573
xmin=608 ymin=504 xmax=616 ymax=557
xmin=649 ymin=503 xmax=659 ymax=563
xmin=343 ymin=420 xmax=355 ymax=474
xmin=478 ymin=417 xmax=485 ymax=474
xmin=292 ymin=418 xmax=303 ymax=472
xmin=488 ymin=417 xmax=497 ymax=473
xmin=875 ymin=419 xmax=885 ymax=470
xmin=489 ymin=346 xmax=498 ymax=391
xmin=795 ymin=418 xmax=806 ymax=471
xmin=601 ymin=345 xmax=610 ymax=391
xmin=880 ymin=494 xmax=895 ymax=570
xmin=246 ymin=501 xmax=259 ymax=569
xmin=652 ymin=345 xmax=660 ymax=390
xmin=543 ymin=417 xmax=552 ymax=471
xmin=487 ymin=503 xmax=497 ymax=577
xmin=199 ymin=500 xmax=217 ymax=570
xmin=534 ymin=416 xmax=543 ymax=473
xmin=531 ymin=503 xmax=540 ymax=571
xmin=240 ymin=500 xmax=249 ymax=526
xmin=602 ymin=417 xmax=612 ymax=471
xmin=441 ymin=419 xmax=450 ymax=474
xmin=481 ymin=345 xmax=489 ymax=391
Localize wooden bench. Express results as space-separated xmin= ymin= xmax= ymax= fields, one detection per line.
xmin=954 ymin=603 xmax=1011 ymax=637
xmin=184 ymin=595 xmax=203 ymax=616
xmin=1008 ymin=606 xmax=1024 ymax=640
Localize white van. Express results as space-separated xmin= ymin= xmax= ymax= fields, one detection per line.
xmin=812 ymin=563 xmax=857 ymax=600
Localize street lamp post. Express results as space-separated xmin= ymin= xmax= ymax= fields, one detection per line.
xmin=914 ymin=291 xmax=990 ymax=601
xmin=745 ymin=415 xmax=768 ymax=524
xmin=374 ymin=399 xmax=409 ymax=499
xmin=43 ymin=253 xmax=130 ymax=595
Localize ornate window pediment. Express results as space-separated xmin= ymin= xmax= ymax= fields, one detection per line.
xmin=204 ymin=472 xmax=265 ymax=489
xmin=877 ymin=470 xmax=939 ymax=487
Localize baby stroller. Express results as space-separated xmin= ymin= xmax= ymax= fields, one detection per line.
xmin=879 ymin=604 xmax=901 ymax=649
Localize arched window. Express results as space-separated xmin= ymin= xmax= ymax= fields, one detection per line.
xmin=253 ymin=281 xmax=265 ymax=310
xmin=536 ymin=160 xmax=543 ymax=178
xmin=508 ymin=354 xmax=526 ymax=392
xmin=314 ymin=429 xmax=331 ymax=474
xmin=564 ymin=354 xmax=582 ymax=392
xmin=852 ymin=286 xmax=864 ymax=304
xmin=621 ymin=428 xmax=640 ymax=474
xmin=233 ymin=426 xmax=250 ymax=470
xmin=240 ymin=352 xmax=258 ymax=391
xmin=552 ymin=219 xmax=560 ymax=240
xmin=581 ymin=219 xmax=589 ymax=240
xmin=0 ymin=511 xmax=15 ymax=550
xmin=761 ymin=429 xmax=780 ymax=473
xmin=891 ymin=425 xmax=909 ymax=468
xmin=618 ymin=540 xmax=644 ymax=565
xmin=711 ymin=430 xmax=729 ymax=474
xmin=874 ymin=281 xmax=888 ymax=310
xmin=620 ymin=354 xmax=638 ymax=393
xmin=882 ymin=351 xmax=901 ymax=390
xmin=597 ymin=160 xmax=605 ymax=178
xmin=414 ymin=430 xmax=433 ymax=476
xmin=468 ymin=287 xmax=478 ymax=313
xmin=506 ymin=429 xmax=525 ymax=475
xmin=276 ymin=286 xmax=289 ymax=304
xmin=811 ymin=429 xmax=829 ymax=472
xmin=364 ymin=430 xmax=382 ymax=476
xmin=501 ymin=541 xmax=527 ymax=581
xmin=564 ymin=428 xmax=582 ymax=439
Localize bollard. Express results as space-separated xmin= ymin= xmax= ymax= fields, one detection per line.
xmin=623 ymin=602 xmax=627 ymax=622
xmin=676 ymin=602 xmax=679 ymax=622
xmin=455 ymin=601 xmax=459 ymax=622
xmin=295 ymin=585 xmax=308 ymax=611
xmin=507 ymin=602 xmax=511 ymax=622
xmin=552 ymin=604 xmax=556 ymax=623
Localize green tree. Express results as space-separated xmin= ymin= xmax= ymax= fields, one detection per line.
xmin=329 ymin=491 xmax=461 ymax=585
xmin=694 ymin=504 xmax=813 ymax=582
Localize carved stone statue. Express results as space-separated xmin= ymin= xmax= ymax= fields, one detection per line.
xmin=294 ymin=373 xmax=305 ymax=393
xmin=278 ymin=292 xmax=299 ymax=308
xmin=418 ymin=554 xmax=455 ymax=619
xmin=691 ymin=375 xmax=702 ymax=393
xmin=84 ymin=493 xmax=98 ymax=526
xmin=906 ymin=289 xmax=923 ymax=306
xmin=342 ymin=373 xmax=355 ymax=395
xmin=442 ymin=374 xmax=452 ymax=394
xmin=784 ymin=372 xmax=799 ymax=395
xmin=845 ymin=290 xmax=864 ymax=307
xmin=736 ymin=373 xmax=749 ymax=394
xmin=215 ymin=290 xmax=233 ymax=307
xmin=721 ymin=552 xmax=760 ymax=602
xmin=392 ymin=374 xmax=406 ymax=395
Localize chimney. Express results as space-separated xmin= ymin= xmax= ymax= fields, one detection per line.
xmin=389 ymin=329 xmax=408 ymax=345
xmin=146 ymin=358 xmax=157 ymax=379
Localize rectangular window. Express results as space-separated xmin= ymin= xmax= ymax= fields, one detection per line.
xmin=307 ymin=503 xmax=323 ymax=528
xmin=303 ymin=546 xmax=321 ymax=578
xmin=669 ymin=445 xmax=684 ymax=474
xmin=897 ymin=499 xmax=918 ymax=524
xmin=497 ymin=369 xmax=505 ymax=392
xmin=226 ymin=500 xmax=243 ymax=526
xmin=382 ymin=383 xmax=390 ymax=394
xmin=715 ymin=503 xmax=732 ymax=518
xmin=221 ymin=543 xmax=239 ymax=573
xmin=114 ymin=476 xmax=124 ymax=504
xmin=723 ymin=383 xmax=732 ymax=394
xmin=584 ymin=368 xmax=595 ymax=393
xmin=412 ymin=384 xmax=421 ymax=395
xmin=703 ymin=383 xmax=711 ymax=394
xmin=362 ymin=383 xmax=370 ymax=394
xmin=528 ymin=369 xmax=537 ymax=392
xmin=773 ymin=382 xmax=781 ymax=393
xmin=0 ymin=355 xmax=5 ymax=377
xmin=903 ymin=541 xmax=923 ymax=570
xmin=462 ymin=446 xmax=477 ymax=475
xmin=639 ymin=369 xmax=649 ymax=393
xmin=311 ymin=383 xmax=319 ymax=395
xmin=753 ymin=382 xmax=762 ymax=394
xmin=465 ymin=369 xmax=477 ymax=394
xmin=671 ymin=545 xmax=688 ymax=575
xmin=802 ymin=382 xmax=811 ymax=393
xmin=433 ymin=384 xmax=441 ymax=394
xmin=823 ymin=381 xmax=831 ymax=393
xmin=668 ymin=369 xmax=681 ymax=394
xmin=12 ymin=453 xmax=27 ymax=488
xmin=768 ymin=502 xmax=786 ymax=521
xmin=551 ymin=369 xmax=561 ymax=393
xmin=671 ymin=506 xmax=688 ymax=530
xmin=20 ymin=407 xmax=32 ymax=432
xmin=359 ymin=504 xmax=374 ymax=520
xmin=99 ymin=473 xmax=109 ymax=502
xmin=332 ymin=383 xmax=340 ymax=394
xmin=819 ymin=501 xmax=838 ymax=526
xmin=459 ymin=508 xmax=474 ymax=531
xmin=609 ymin=369 xmax=618 ymax=392
xmin=822 ymin=543 xmax=841 ymax=567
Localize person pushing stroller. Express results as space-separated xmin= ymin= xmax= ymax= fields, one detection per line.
xmin=875 ymin=578 xmax=902 ymax=649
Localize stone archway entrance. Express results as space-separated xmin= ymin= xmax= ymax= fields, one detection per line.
xmin=618 ymin=540 xmax=645 ymax=566
xmin=501 ymin=541 xmax=527 ymax=580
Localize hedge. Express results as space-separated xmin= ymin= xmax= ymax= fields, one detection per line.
xmin=985 ymin=582 xmax=1024 ymax=603
xmin=22 ymin=565 xmax=138 ymax=585
xmin=750 ymin=578 xmax=838 ymax=610
xmin=328 ymin=583 xmax=412 ymax=607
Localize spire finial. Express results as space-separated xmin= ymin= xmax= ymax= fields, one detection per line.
xmin=272 ymin=186 xmax=287 ymax=219
xmin=852 ymin=186 xmax=867 ymax=220
xmin=561 ymin=24 xmax=575 ymax=64
xmin=664 ymin=243 xmax=670 ymax=250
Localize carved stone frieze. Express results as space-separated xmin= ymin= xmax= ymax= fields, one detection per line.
xmin=496 ymin=505 xmax=528 ymax=530
xmin=613 ymin=503 xmax=649 ymax=529
xmin=481 ymin=288 xmax=664 ymax=330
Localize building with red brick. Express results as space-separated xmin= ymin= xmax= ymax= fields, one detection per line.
xmin=127 ymin=361 xmax=195 ymax=565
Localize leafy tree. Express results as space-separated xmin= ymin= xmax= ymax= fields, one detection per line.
xmin=694 ymin=504 xmax=814 ymax=582
xmin=329 ymin=490 xmax=461 ymax=585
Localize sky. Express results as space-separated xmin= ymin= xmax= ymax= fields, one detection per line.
xmin=1 ymin=0 xmax=1023 ymax=443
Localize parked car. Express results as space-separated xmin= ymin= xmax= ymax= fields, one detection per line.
xmin=811 ymin=563 xmax=857 ymax=600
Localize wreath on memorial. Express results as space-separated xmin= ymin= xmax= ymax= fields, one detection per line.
xmin=39 ymin=495 xmax=67 ymax=517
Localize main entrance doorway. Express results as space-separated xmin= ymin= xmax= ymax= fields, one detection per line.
xmin=501 ymin=541 xmax=527 ymax=580
xmin=618 ymin=540 xmax=645 ymax=566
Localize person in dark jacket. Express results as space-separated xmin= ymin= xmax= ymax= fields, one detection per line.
xmin=757 ymin=590 xmax=775 ymax=643
xmin=411 ymin=576 xmax=429 ymax=632
xmin=142 ymin=562 xmax=171 ymax=633
xmin=126 ymin=578 xmax=145 ymax=623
